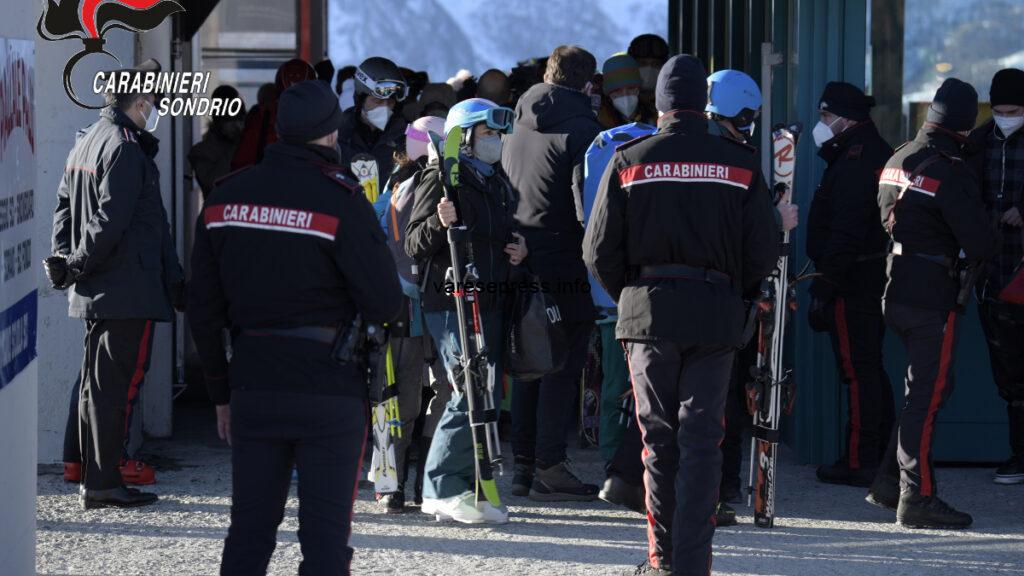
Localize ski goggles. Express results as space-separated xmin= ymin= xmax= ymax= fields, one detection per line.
xmin=355 ymin=67 xmax=408 ymax=102
xmin=463 ymin=106 xmax=515 ymax=134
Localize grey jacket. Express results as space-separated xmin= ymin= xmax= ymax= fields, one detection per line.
xmin=52 ymin=107 xmax=183 ymax=321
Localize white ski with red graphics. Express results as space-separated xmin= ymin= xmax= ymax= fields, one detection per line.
xmin=746 ymin=123 xmax=801 ymax=529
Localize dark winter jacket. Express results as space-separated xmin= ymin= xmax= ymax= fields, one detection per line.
xmin=583 ymin=111 xmax=779 ymax=344
xmin=878 ymin=125 xmax=997 ymax=311
xmin=52 ymin=107 xmax=183 ymax=321
xmin=188 ymin=142 xmax=403 ymax=403
xmin=405 ymin=158 xmax=519 ymax=313
xmin=188 ymin=119 xmax=243 ymax=199
xmin=807 ymin=120 xmax=894 ymax=300
xmin=336 ymin=107 xmax=408 ymax=190
xmin=502 ymin=83 xmax=604 ymax=322
xmin=967 ymin=119 xmax=1024 ymax=300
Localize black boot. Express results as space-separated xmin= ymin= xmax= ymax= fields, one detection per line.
xmin=816 ymin=459 xmax=877 ymax=488
xmin=897 ymin=492 xmax=973 ymax=529
xmin=716 ymin=502 xmax=738 ymax=527
xmin=994 ymin=453 xmax=1024 ymax=485
xmin=865 ymin=473 xmax=900 ymax=511
xmin=81 ymin=486 xmax=158 ymax=510
xmin=379 ymin=490 xmax=406 ymax=514
xmin=599 ymin=475 xmax=645 ymax=514
xmin=512 ymin=456 xmax=534 ymax=497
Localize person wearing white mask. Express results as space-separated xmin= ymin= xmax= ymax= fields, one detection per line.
xmin=336 ymin=56 xmax=410 ymax=196
xmin=805 ymin=81 xmax=897 ymax=491
xmin=967 ymin=67 xmax=1024 ymax=486
xmin=597 ymin=52 xmax=656 ymax=129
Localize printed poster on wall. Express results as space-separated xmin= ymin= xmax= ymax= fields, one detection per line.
xmin=0 ymin=38 xmax=37 ymax=391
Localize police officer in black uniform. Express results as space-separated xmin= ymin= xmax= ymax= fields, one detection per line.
xmin=806 ymin=82 xmax=896 ymax=488
xmin=584 ymin=55 xmax=778 ymax=576
xmin=188 ymin=80 xmax=403 ymax=575
xmin=868 ymin=78 xmax=996 ymax=529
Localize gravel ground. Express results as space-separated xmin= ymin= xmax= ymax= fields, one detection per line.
xmin=37 ymin=404 xmax=1024 ymax=576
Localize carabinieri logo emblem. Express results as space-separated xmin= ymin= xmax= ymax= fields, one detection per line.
xmin=36 ymin=0 xmax=184 ymax=109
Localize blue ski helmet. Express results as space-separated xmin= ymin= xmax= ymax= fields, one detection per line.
xmin=706 ymin=70 xmax=762 ymax=127
xmin=444 ymin=97 xmax=515 ymax=137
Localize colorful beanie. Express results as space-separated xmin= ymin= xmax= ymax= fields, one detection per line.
xmin=602 ymin=52 xmax=642 ymax=94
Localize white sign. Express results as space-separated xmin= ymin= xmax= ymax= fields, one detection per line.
xmin=0 ymin=38 xmax=36 ymax=391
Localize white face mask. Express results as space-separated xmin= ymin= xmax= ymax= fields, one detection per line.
xmin=812 ymin=117 xmax=841 ymax=148
xmin=612 ymin=94 xmax=639 ymax=118
xmin=638 ymin=67 xmax=659 ymax=90
xmin=143 ymin=99 xmax=160 ymax=132
xmin=994 ymin=114 xmax=1024 ymax=137
xmin=473 ymin=134 xmax=503 ymax=165
xmin=365 ymin=106 xmax=390 ymax=131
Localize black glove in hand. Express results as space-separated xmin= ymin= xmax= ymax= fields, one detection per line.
xmin=43 ymin=255 xmax=70 ymax=290
xmin=171 ymin=280 xmax=187 ymax=312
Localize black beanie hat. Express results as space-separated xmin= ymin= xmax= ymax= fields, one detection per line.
xmin=655 ymin=54 xmax=707 ymax=113
xmin=926 ymin=78 xmax=978 ymax=132
xmin=276 ymin=80 xmax=343 ymax=143
xmin=990 ymin=68 xmax=1024 ymax=107
xmin=818 ymin=81 xmax=875 ymax=121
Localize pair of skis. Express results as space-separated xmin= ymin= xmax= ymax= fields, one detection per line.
xmin=428 ymin=127 xmax=504 ymax=508
xmin=746 ymin=124 xmax=801 ymax=529
xmin=368 ymin=338 xmax=402 ymax=493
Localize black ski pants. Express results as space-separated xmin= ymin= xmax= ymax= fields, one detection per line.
xmin=627 ymin=340 xmax=734 ymax=576
xmin=979 ymin=300 xmax=1024 ymax=457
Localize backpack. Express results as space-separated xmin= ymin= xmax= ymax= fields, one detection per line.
xmin=383 ymin=171 xmax=423 ymax=286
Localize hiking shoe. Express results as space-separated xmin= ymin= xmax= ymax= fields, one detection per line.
xmin=717 ymin=502 xmax=738 ymax=527
xmin=530 ymin=460 xmax=598 ymax=502
xmin=511 ymin=456 xmax=534 ymax=497
xmin=866 ymin=474 xmax=900 ymax=511
xmin=897 ymin=493 xmax=973 ymax=529
xmin=599 ymin=475 xmax=645 ymax=514
xmin=816 ymin=460 xmax=876 ymax=488
xmin=378 ymin=491 xmax=406 ymax=514
xmin=623 ymin=559 xmax=671 ymax=575
xmin=63 ymin=462 xmax=82 ymax=483
xmin=994 ymin=454 xmax=1024 ymax=485
xmin=119 ymin=460 xmax=156 ymax=486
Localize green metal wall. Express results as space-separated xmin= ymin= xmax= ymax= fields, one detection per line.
xmin=668 ymin=0 xmax=1009 ymax=464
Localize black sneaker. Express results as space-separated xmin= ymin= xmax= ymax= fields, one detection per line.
xmin=511 ymin=456 xmax=534 ymax=497
xmin=530 ymin=460 xmax=599 ymax=502
xmin=866 ymin=474 xmax=900 ymax=511
xmin=717 ymin=502 xmax=738 ymax=527
xmin=816 ymin=460 xmax=877 ymax=488
xmin=379 ymin=491 xmax=406 ymax=514
xmin=897 ymin=493 xmax=973 ymax=529
xmin=599 ymin=475 xmax=645 ymax=514
xmin=623 ymin=560 xmax=671 ymax=576
xmin=81 ymin=486 xmax=158 ymax=510
xmin=994 ymin=454 xmax=1024 ymax=485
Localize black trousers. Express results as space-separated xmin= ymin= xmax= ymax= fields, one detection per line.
xmin=627 ymin=340 xmax=734 ymax=576
xmin=878 ymin=302 xmax=960 ymax=497
xmin=827 ymin=295 xmax=895 ymax=469
xmin=979 ymin=300 xmax=1024 ymax=457
xmin=221 ymin=390 xmax=367 ymax=576
xmin=77 ymin=319 xmax=154 ymax=490
xmin=511 ymin=320 xmax=593 ymax=467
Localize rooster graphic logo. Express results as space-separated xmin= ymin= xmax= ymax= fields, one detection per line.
xmin=37 ymin=0 xmax=184 ymax=108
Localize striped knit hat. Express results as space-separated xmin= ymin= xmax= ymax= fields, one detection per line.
xmin=602 ymin=53 xmax=642 ymax=94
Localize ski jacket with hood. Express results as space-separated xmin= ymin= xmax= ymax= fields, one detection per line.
xmin=502 ymin=83 xmax=604 ymax=322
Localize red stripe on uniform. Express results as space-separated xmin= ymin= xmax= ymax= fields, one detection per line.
xmin=203 ymin=203 xmax=339 ymax=241
xmin=834 ymin=298 xmax=862 ymax=469
xmin=879 ymin=167 xmax=941 ymax=195
xmin=122 ymin=321 xmax=153 ymax=454
xmin=920 ymin=312 xmax=956 ymax=497
xmin=624 ymin=345 xmax=660 ymax=570
xmin=618 ymin=162 xmax=754 ymax=190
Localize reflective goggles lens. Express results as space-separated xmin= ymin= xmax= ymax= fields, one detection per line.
xmin=486 ymin=107 xmax=515 ymax=133
xmin=355 ymin=68 xmax=408 ymax=101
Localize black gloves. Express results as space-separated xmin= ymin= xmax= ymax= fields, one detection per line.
xmin=43 ymin=254 xmax=82 ymax=290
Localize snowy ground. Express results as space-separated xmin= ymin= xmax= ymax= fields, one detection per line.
xmin=37 ymin=404 xmax=1024 ymax=576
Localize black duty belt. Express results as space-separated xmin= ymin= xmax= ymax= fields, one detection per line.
xmin=639 ymin=264 xmax=732 ymax=286
xmin=890 ymin=242 xmax=954 ymax=270
xmin=241 ymin=326 xmax=336 ymax=345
